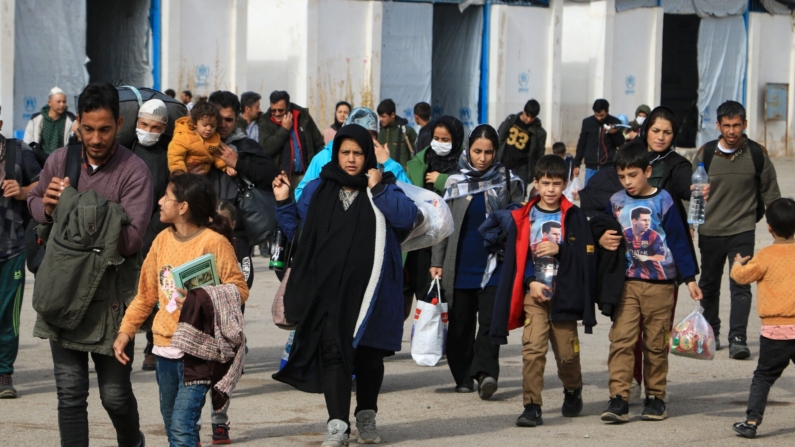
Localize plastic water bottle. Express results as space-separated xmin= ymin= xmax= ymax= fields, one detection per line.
xmin=688 ymin=163 xmax=709 ymax=225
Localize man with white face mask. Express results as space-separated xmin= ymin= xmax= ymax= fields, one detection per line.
xmin=130 ymin=99 xmax=171 ymax=371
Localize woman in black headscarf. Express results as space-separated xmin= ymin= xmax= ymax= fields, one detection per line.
xmin=323 ymin=101 xmax=352 ymax=144
xmin=402 ymin=116 xmax=466 ymax=319
xmin=272 ymin=124 xmax=417 ymax=446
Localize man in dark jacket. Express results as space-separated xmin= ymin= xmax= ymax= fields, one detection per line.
xmin=28 ymin=83 xmax=151 ymax=447
xmin=377 ymin=99 xmax=417 ymax=168
xmin=129 ymin=99 xmax=171 ymax=372
xmin=0 ymin=107 xmax=41 ymax=399
xmin=497 ymin=99 xmax=548 ymax=189
xmin=414 ymin=101 xmax=433 ymax=152
xmin=574 ymin=99 xmax=625 ymax=185
xmin=236 ymin=91 xmax=262 ymax=142
xmin=256 ymin=90 xmax=324 ymax=186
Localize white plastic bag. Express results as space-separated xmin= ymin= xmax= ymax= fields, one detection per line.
xmin=670 ymin=304 xmax=715 ymax=361
xmin=397 ymin=181 xmax=454 ymax=252
xmin=563 ymin=176 xmax=583 ymax=202
xmin=410 ymin=277 xmax=448 ymax=366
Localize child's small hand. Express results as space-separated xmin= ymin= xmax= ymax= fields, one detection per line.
xmin=529 ymin=281 xmax=551 ymax=303
xmin=687 ymin=282 xmax=703 ymax=301
xmin=226 ymin=167 xmax=238 ymax=177
xmin=733 ymin=253 xmax=751 ymax=266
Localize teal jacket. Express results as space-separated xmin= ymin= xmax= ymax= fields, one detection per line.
xmin=294 ymin=141 xmax=410 ymax=201
xmin=32 ymin=188 xmax=141 ymax=356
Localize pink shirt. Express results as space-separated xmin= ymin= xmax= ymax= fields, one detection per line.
xmin=761 ymin=324 xmax=795 ymax=340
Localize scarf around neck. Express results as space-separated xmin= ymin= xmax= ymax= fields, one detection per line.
xmin=443 ymin=151 xmax=515 ymax=216
xmin=41 ymin=105 xmax=66 ymax=154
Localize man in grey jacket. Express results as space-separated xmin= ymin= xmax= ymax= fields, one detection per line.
xmin=28 ymin=84 xmax=152 ymax=447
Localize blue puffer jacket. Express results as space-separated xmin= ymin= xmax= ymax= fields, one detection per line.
xmin=276 ymin=179 xmax=417 ymax=351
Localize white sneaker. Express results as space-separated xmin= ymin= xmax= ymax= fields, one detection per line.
xmin=355 ymin=410 xmax=381 ymax=444
xmin=321 ymin=419 xmax=349 ymax=447
xmin=629 ymin=379 xmax=642 ymax=404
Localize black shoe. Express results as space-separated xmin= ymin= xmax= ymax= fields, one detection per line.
xmin=211 ymin=423 xmax=231 ymax=444
xmin=732 ymin=421 xmax=758 ymax=438
xmin=640 ymin=396 xmax=667 ymax=421
xmin=601 ymin=395 xmax=629 ymax=423
xmin=715 ymin=337 xmax=722 ymax=351
xmin=0 ymin=374 xmax=17 ymax=399
xmin=729 ymin=337 xmax=751 ymax=360
xmin=478 ymin=376 xmax=498 ymax=400
xmin=516 ymin=404 xmax=544 ymax=427
xmin=562 ymin=386 xmax=583 ymax=417
xmin=455 ymin=380 xmax=474 ymax=393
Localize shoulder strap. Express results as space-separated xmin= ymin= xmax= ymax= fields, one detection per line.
xmin=65 ymin=144 xmax=82 ymax=188
xmin=701 ymin=140 xmax=717 ymax=173
xmin=746 ymin=139 xmax=765 ymax=181
xmin=4 ymin=138 xmax=16 ymax=181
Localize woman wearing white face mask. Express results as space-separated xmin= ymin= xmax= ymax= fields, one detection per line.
xmin=402 ymin=116 xmax=466 ymax=320
xmin=131 ymin=99 xmax=172 ymax=371
xmin=626 ymin=104 xmax=651 ymax=140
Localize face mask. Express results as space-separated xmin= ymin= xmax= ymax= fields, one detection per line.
xmin=431 ymin=140 xmax=453 ymax=156
xmin=136 ymin=128 xmax=162 ymax=147
xmin=636 ymin=116 xmax=646 ymax=125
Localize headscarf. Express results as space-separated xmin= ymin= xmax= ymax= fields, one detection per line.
xmin=330 ymin=101 xmax=352 ymax=131
xmin=319 ymin=124 xmax=394 ymax=188
xmin=426 ymin=115 xmax=465 ymax=175
xmin=343 ymin=107 xmax=378 ymax=134
xmin=443 ymin=124 xmax=517 ymax=216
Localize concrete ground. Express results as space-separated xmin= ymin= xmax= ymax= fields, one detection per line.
xmin=2 ymin=159 xmax=795 ymax=446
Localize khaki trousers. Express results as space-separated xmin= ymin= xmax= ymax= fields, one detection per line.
xmin=608 ymin=281 xmax=675 ymax=400
xmin=522 ymin=295 xmax=582 ymax=406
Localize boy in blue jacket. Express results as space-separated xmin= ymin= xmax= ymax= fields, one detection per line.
xmin=480 ymin=155 xmax=597 ymax=428
xmin=595 ymin=144 xmax=702 ymax=423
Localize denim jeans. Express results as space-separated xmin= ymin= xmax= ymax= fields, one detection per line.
xmin=156 ymin=355 xmax=211 ymax=447
xmin=745 ymin=336 xmax=795 ymax=424
xmin=584 ymin=167 xmax=599 ymax=185
xmin=50 ymin=340 xmax=141 ymax=447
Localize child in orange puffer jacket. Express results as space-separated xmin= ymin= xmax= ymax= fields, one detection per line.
xmin=168 ymin=99 xmax=236 ymax=176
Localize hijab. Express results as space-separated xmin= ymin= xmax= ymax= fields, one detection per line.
xmin=330 ymin=101 xmax=352 ymax=131
xmin=638 ymin=106 xmax=679 ymax=164
xmin=426 ymin=115 xmax=465 ymax=175
xmin=319 ymin=124 xmax=395 ymax=188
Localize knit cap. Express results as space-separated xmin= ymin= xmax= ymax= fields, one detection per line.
xmin=49 ymin=87 xmax=65 ymax=97
xmin=343 ymin=107 xmax=378 ymax=133
xmin=138 ymin=99 xmax=168 ymax=124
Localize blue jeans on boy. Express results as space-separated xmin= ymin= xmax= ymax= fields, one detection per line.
xmin=156 ymin=356 xmax=210 ymax=447
xmin=585 ymin=167 xmax=599 ymax=185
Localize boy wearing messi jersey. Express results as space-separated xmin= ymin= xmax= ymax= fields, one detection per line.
xmin=482 ymin=155 xmax=597 ymax=428
xmin=595 ymin=144 xmax=702 ymax=423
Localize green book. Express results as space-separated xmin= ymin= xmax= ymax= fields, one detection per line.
xmin=172 ymin=253 xmax=219 ymax=291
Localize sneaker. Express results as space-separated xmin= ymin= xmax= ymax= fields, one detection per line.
xmin=601 ymin=395 xmax=629 ymax=423
xmin=142 ymin=353 xmax=156 ymax=371
xmin=516 ymin=404 xmax=543 ymax=427
xmin=629 ymin=379 xmax=642 ymax=404
xmin=729 ymin=337 xmax=751 ymax=360
xmin=478 ymin=376 xmax=498 ymax=400
xmin=641 ymin=396 xmax=667 ymax=421
xmin=562 ymin=386 xmax=583 ymax=417
xmin=455 ymin=381 xmax=474 ymax=393
xmin=732 ymin=421 xmax=758 ymax=438
xmin=211 ymin=423 xmax=231 ymax=444
xmin=0 ymin=374 xmax=17 ymax=398
xmin=321 ymin=419 xmax=349 ymax=447
xmin=355 ymin=410 xmax=380 ymax=444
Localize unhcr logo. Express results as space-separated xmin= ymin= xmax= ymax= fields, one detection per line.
xmin=24 ymin=96 xmax=37 ymax=112
xmin=432 ymin=105 xmax=443 ymax=119
xmin=196 ymin=64 xmax=210 ymax=87
xmin=625 ymin=75 xmax=636 ymax=95
xmin=459 ymin=107 xmax=473 ymax=127
xmin=518 ymin=71 xmax=529 ymax=93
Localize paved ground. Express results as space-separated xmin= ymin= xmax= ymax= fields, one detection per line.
xmin=3 ymin=159 xmax=795 ymax=446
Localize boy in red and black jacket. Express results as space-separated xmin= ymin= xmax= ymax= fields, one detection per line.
xmin=480 ymin=155 xmax=597 ymax=428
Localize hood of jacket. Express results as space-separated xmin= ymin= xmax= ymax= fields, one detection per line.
xmin=635 ymin=104 xmax=652 ymax=117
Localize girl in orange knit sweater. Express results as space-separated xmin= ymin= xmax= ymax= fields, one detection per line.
xmin=730 ymin=198 xmax=795 ymax=439
xmin=112 ymin=173 xmax=248 ymax=446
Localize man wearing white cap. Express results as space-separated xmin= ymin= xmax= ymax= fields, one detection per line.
xmin=23 ymin=87 xmax=75 ymax=155
xmin=131 ymin=99 xmax=172 ymax=371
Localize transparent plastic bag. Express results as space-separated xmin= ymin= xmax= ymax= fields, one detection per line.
xmin=670 ymin=304 xmax=715 ymax=360
xmin=397 ymin=181 xmax=454 ymax=252
xmin=563 ymin=176 xmax=583 ymax=202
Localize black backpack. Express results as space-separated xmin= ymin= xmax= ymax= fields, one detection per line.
xmin=701 ymin=139 xmax=766 ymax=222
xmin=24 ymin=144 xmax=82 ymax=273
